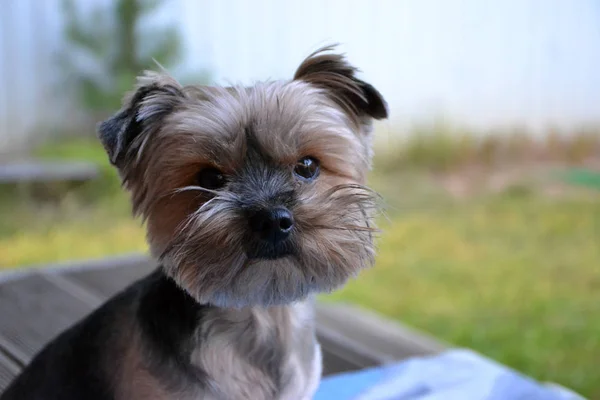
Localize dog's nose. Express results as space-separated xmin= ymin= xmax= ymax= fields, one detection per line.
xmin=249 ymin=207 xmax=294 ymax=243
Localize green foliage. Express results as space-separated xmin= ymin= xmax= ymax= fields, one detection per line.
xmin=60 ymin=0 xmax=183 ymax=113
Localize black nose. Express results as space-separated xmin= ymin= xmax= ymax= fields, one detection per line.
xmin=249 ymin=207 xmax=294 ymax=244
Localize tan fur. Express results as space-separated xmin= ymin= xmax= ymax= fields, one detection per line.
xmin=116 ymin=339 xmax=171 ymax=400
xmin=111 ymin=317 xmax=171 ymax=400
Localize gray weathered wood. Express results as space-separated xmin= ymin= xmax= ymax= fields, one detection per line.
xmin=0 ymin=352 xmax=19 ymax=394
xmin=62 ymin=259 xmax=153 ymax=298
xmin=316 ymin=303 xmax=446 ymax=364
xmin=0 ymin=273 xmax=94 ymax=364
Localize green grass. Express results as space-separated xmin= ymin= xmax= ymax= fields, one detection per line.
xmin=325 ymin=190 xmax=600 ymax=397
xmin=1 ymin=137 xmax=599 ymax=397
xmin=0 ymin=138 xmax=145 ymax=264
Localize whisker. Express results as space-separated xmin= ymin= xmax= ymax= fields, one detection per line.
xmin=312 ymin=225 xmax=380 ymax=233
xmin=175 ymin=185 xmax=220 ymax=196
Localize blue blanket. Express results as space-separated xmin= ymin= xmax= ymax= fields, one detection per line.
xmin=315 ymin=349 xmax=585 ymax=400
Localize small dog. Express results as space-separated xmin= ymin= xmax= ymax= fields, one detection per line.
xmin=1 ymin=46 xmax=388 ymax=400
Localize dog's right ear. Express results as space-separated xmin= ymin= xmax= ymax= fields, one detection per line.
xmin=97 ymin=72 xmax=185 ymax=167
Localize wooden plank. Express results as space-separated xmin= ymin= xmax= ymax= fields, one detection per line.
xmin=0 ymin=351 xmax=20 ymax=393
xmin=2 ymin=253 xmax=148 ymax=278
xmin=62 ymin=258 xmax=153 ymax=298
xmin=317 ymin=323 xmax=383 ymax=369
xmin=315 ymin=303 xmax=446 ymax=365
xmin=0 ymin=273 xmax=96 ymax=364
xmin=320 ymin=345 xmax=365 ymax=375
xmin=0 ymin=161 xmax=99 ymax=184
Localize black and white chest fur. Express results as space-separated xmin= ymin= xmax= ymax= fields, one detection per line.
xmin=186 ymin=296 xmax=322 ymax=400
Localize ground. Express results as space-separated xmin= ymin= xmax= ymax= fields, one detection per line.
xmin=0 ymin=137 xmax=599 ymax=398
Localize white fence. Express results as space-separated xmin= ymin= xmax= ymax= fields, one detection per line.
xmin=2 ymin=0 xmax=600 ymax=153
xmin=1 ymin=0 xmax=65 ymax=154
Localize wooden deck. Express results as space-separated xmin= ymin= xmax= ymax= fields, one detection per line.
xmin=0 ymin=255 xmax=445 ymax=393
xmin=0 ymin=161 xmax=99 ymax=184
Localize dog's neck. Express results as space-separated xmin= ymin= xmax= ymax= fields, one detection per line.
xmin=130 ymin=268 xmax=320 ymax=400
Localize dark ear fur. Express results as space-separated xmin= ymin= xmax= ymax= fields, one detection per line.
xmin=293 ymin=45 xmax=388 ymax=122
xmin=97 ymin=72 xmax=185 ymax=167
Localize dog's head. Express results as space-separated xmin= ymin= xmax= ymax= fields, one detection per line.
xmin=98 ymin=46 xmax=388 ymax=308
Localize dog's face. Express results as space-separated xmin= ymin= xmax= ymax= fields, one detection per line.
xmin=98 ymin=47 xmax=388 ymax=308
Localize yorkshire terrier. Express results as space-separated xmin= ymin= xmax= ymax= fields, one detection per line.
xmin=1 ymin=46 xmax=388 ymax=400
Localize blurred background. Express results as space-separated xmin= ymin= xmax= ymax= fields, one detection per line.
xmin=0 ymin=0 xmax=599 ymax=397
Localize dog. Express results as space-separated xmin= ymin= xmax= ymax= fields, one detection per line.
xmin=0 ymin=45 xmax=388 ymax=400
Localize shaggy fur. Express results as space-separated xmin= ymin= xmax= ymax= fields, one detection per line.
xmin=0 ymin=45 xmax=388 ymax=400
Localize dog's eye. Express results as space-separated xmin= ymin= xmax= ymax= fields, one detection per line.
xmin=196 ymin=168 xmax=227 ymax=190
xmin=294 ymin=157 xmax=320 ymax=180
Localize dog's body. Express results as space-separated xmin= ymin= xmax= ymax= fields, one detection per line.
xmin=1 ymin=46 xmax=387 ymax=400
xmin=2 ymin=270 xmax=321 ymax=400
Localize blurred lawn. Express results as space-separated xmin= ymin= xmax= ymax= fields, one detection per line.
xmin=0 ymin=138 xmax=599 ymax=397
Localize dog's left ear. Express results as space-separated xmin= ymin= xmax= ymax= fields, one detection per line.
xmin=97 ymin=72 xmax=185 ymax=168
xmin=294 ymin=45 xmax=388 ymax=124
